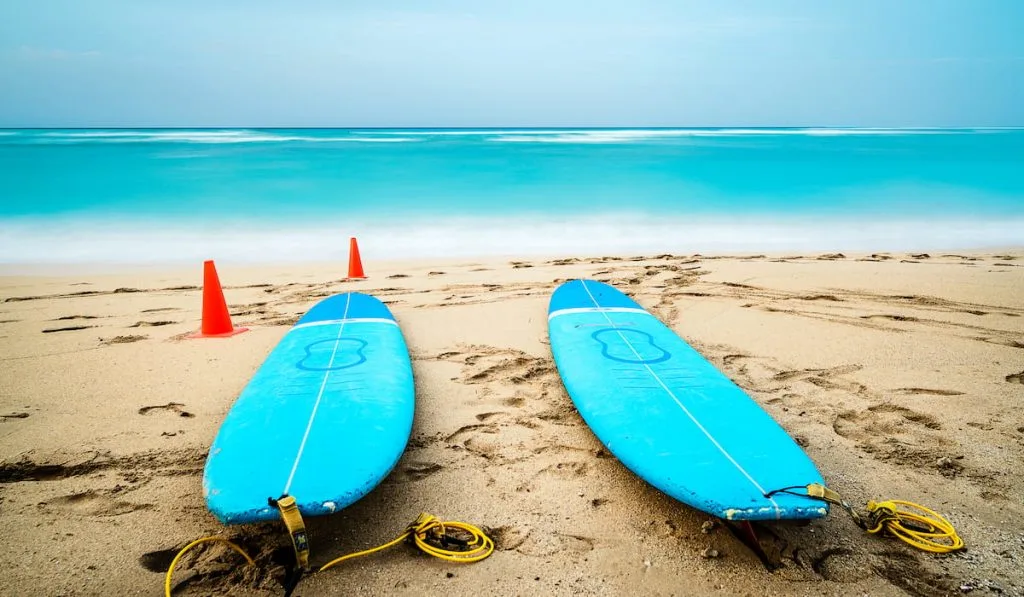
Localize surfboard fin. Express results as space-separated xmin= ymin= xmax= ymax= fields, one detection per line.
xmin=722 ymin=520 xmax=781 ymax=571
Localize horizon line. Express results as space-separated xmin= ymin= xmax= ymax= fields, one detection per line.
xmin=2 ymin=125 xmax=1023 ymax=131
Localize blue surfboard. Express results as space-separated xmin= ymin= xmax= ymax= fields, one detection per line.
xmin=548 ymin=280 xmax=827 ymax=521
xmin=203 ymin=292 xmax=414 ymax=524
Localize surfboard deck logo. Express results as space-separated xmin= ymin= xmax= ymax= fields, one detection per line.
xmin=547 ymin=279 xmax=827 ymax=521
xmin=203 ymin=292 xmax=414 ymax=524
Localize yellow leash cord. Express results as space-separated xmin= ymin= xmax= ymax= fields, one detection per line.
xmin=320 ymin=512 xmax=495 ymax=572
xmin=768 ymin=483 xmax=965 ymax=554
xmin=863 ymin=499 xmax=965 ymax=554
xmin=163 ymin=537 xmax=255 ymax=597
xmin=164 ymin=510 xmax=494 ymax=595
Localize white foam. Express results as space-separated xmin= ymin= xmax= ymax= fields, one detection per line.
xmin=487 ymin=128 xmax=1018 ymax=144
xmin=374 ymin=128 xmax=1019 ymax=139
xmin=10 ymin=128 xmax=1021 ymax=146
xmin=372 ymin=130 xmax=574 ymax=136
xmin=25 ymin=130 xmax=419 ymax=144
xmin=1 ymin=214 xmax=1020 ymax=267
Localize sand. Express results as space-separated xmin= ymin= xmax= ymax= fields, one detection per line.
xmin=1 ymin=250 xmax=1022 ymax=596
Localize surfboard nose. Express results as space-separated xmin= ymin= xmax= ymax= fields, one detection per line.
xmin=298 ymin=292 xmax=396 ymax=325
xmin=549 ymin=279 xmax=644 ymax=315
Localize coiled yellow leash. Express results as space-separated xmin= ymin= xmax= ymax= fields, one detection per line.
xmin=319 ymin=512 xmax=495 ymax=571
xmin=164 ymin=506 xmax=494 ymax=596
xmin=863 ymin=499 xmax=964 ymax=554
xmin=769 ymin=483 xmax=965 ymax=554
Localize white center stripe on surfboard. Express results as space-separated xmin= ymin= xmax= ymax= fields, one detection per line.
xmin=291 ymin=317 xmax=398 ymax=332
xmin=283 ymin=293 xmax=353 ymax=496
xmin=578 ymin=280 xmax=782 ymax=518
xmin=548 ymin=307 xmax=650 ymax=321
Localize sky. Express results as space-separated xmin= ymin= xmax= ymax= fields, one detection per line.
xmin=1 ymin=0 xmax=1022 ymax=127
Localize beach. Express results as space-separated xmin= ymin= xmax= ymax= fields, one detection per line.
xmin=1 ymin=250 xmax=1022 ymax=596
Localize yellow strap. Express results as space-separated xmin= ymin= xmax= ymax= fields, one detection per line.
xmin=806 ymin=483 xmax=865 ymax=527
xmin=806 ymin=483 xmax=844 ymax=504
xmin=275 ymin=495 xmax=310 ymax=570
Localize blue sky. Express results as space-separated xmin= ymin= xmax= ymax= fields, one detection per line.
xmin=1 ymin=0 xmax=1022 ymax=127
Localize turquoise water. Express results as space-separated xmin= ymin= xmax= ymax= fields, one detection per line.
xmin=1 ymin=128 xmax=1022 ymax=264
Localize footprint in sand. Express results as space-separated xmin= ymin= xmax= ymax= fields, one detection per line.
xmin=860 ymin=314 xmax=919 ymax=322
xmin=40 ymin=490 xmax=154 ymax=517
xmin=799 ymin=294 xmax=842 ymax=302
xmin=772 ymin=364 xmax=865 ymax=395
xmin=138 ymin=402 xmax=194 ymax=417
xmin=1 ymin=449 xmax=205 ymax=485
xmin=445 ymin=423 xmax=499 ymax=443
xmin=874 ymin=552 xmax=958 ymax=596
xmin=832 ymin=404 xmax=969 ymax=477
xmin=42 ymin=325 xmax=95 ymax=333
xmin=139 ymin=548 xmax=179 ymax=573
xmin=514 ymin=532 xmax=596 ymax=557
xmin=892 ymin=387 xmax=965 ymax=396
xmin=128 ymin=320 xmax=177 ymax=328
xmin=445 ymin=423 xmax=506 ymax=461
xmin=1007 ymin=371 xmax=1024 ymax=385
xmin=976 ymin=337 xmax=1024 ymax=349
xmin=100 ymin=335 xmax=147 ymax=345
xmin=489 ymin=525 xmax=532 ymax=550
xmin=535 ymin=461 xmax=590 ymax=479
xmin=259 ymin=314 xmax=300 ymax=327
xmin=475 ymin=411 xmax=516 ymax=423
xmin=722 ymin=354 xmax=751 ymax=366
xmin=399 ymin=461 xmax=444 ymax=481
xmin=464 ymin=355 xmax=557 ymax=385
xmin=809 ymin=548 xmax=861 ymax=582
xmin=229 ymin=302 xmax=270 ymax=317
xmin=503 ymin=394 xmax=528 ymax=408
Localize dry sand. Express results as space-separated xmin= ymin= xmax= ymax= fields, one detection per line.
xmin=1 ymin=250 xmax=1022 ymax=596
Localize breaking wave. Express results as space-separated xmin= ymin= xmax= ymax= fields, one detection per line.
xmin=6 ymin=130 xmax=419 ymax=144
xmin=2 ymin=214 xmax=1020 ymax=268
xmin=5 ymin=127 xmax=1019 ymax=146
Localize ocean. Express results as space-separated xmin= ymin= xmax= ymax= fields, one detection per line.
xmin=1 ymin=128 xmax=1022 ymax=267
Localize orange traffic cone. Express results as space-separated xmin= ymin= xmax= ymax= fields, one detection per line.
xmin=348 ymin=237 xmax=366 ymax=279
xmin=188 ymin=260 xmax=249 ymax=338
